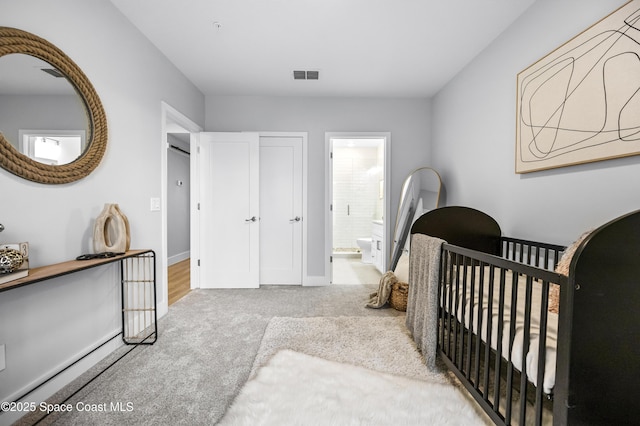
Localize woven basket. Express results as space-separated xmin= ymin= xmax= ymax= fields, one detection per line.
xmin=389 ymin=281 xmax=409 ymax=311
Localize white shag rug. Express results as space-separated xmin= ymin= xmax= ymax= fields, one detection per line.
xmin=219 ymin=349 xmax=488 ymax=426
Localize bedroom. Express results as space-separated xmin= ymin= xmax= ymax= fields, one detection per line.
xmin=1 ymin=0 xmax=638 ymax=424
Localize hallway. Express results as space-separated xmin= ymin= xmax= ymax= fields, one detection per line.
xmin=168 ymin=258 xmax=190 ymax=305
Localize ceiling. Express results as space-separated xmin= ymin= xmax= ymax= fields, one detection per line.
xmin=0 ymin=54 xmax=77 ymax=95
xmin=110 ymin=0 xmax=536 ymax=98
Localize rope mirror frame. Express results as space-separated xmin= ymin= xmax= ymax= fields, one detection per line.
xmin=0 ymin=26 xmax=107 ymax=184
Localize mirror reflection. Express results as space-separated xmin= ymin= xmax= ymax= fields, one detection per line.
xmin=390 ymin=167 xmax=442 ymax=271
xmin=0 ymin=53 xmax=89 ymax=165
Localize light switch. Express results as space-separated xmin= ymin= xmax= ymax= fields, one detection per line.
xmin=150 ymin=197 xmax=161 ymax=212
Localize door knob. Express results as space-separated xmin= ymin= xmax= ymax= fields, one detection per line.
xmin=245 ymin=216 xmax=257 ymax=222
xmin=289 ymin=216 xmax=301 ymax=222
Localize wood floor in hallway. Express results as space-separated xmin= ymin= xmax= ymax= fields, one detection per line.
xmin=168 ymin=258 xmax=190 ymax=305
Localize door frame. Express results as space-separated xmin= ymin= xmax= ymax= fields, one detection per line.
xmin=190 ymin=131 xmax=309 ymax=288
xmin=325 ymin=132 xmax=391 ymax=284
xmin=160 ymin=102 xmax=202 ymax=317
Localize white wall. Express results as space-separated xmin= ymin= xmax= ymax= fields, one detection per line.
xmin=206 ymin=95 xmax=431 ymax=278
xmin=431 ymin=0 xmax=637 ymax=245
xmin=0 ymin=0 xmax=204 ymax=420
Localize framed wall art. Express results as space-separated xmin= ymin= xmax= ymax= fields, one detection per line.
xmin=516 ymin=0 xmax=640 ymax=173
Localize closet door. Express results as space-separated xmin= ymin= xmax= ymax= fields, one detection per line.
xmin=198 ymin=132 xmax=260 ymax=288
xmin=259 ymin=136 xmax=303 ymax=284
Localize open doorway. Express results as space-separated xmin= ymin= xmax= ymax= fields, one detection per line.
xmin=167 ymin=131 xmax=191 ymax=304
xmin=326 ymin=133 xmax=390 ymax=285
xmin=160 ymin=102 xmax=202 ymax=316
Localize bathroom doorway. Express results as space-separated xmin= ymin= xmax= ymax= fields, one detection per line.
xmin=326 ymin=133 xmax=390 ymax=285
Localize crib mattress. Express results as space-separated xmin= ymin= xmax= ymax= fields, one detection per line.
xmin=443 ymin=266 xmax=558 ymax=394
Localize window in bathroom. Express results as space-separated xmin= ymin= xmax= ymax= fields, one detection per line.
xmin=19 ymin=129 xmax=86 ymax=165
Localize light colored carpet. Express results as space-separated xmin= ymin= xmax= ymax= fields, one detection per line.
xmin=15 ymin=286 xmax=404 ymax=425
xmin=250 ymin=316 xmax=445 ymax=383
xmin=13 ymin=287 xmax=491 ymax=425
xmin=220 ymin=349 xmax=488 ymax=426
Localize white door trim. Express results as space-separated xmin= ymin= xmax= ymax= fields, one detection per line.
xmin=259 ymin=132 xmax=309 ymax=285
xmin=160 ymin=102 xmax=202 ymax=317
xmin=325 ymin=132 xmax=391 ymax=285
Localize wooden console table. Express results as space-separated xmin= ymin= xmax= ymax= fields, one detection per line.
xmin=0 ymin=249 xmax=157 ymax=345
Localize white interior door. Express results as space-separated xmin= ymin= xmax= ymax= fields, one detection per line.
xmin=259 ymin=136 xmax=303 ymax=284
xmin=199 ymin=132 xmax=259 ymax=288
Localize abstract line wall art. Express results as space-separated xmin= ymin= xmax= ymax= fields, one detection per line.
xmin=516 ymin=0 xmax=640 ymax=173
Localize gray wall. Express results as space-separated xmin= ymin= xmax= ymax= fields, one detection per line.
xmin=0 ymin=0 xmax=204 ymax=417
xmin=431 ymin=0 xmax=637 ymax=245
xmin=206 ymin=95 xmax=432 ymax=278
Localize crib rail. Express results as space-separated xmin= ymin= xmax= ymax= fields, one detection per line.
xmin=438 ymin=243 xmax=566 ymax=426
xmin=500 ymin=237 xmax=565 ymax=270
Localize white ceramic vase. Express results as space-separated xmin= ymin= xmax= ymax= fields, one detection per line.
xmin=93 ymin=203 xmax=131 ymax=253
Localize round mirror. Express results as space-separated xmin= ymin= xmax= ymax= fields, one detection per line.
xmin=0 ymin=27 xmax=107 ymax=184
xmin=389 ymin=167 xmax=442 ymax=271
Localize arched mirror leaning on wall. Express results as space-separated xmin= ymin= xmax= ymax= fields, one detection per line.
xmin=0 ymin=27 xmax=107 ymax=184
xmin=389 ymin=167 xmax=442 ymax=271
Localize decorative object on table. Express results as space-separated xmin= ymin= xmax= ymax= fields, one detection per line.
xmin=0 ymin=242 xmax=29 ymax=284
xmin=76 ymin=252 xmax=124 ymax=261
xmin=515 ymin=1 xmax=640 ymax=173
xmin=93 ymin=203 xmax=130 ymax=253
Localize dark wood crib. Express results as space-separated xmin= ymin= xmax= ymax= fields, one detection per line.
xmin=409 ymin=206 xmax=640 ymax=426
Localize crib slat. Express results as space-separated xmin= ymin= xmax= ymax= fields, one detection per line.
xmin=452 ymin=254 xmax=462 ymax=362
xmin=519 ymin=275 xmax=534 ymax=425
xmin=518 ymin=242 xmax=524 ymax=263
xmin=492 ymin=268 xmax=507 ymax=414
xmin=473 ymin=262 xmax=485 ymax=388
xmin=459 ymin=257 xmax=470 ymax=370
xmin=535 ymin=281 xmax=551 ymax=425
xmin=482 ymin=265 xmax=495 ymax=400
xmin=438 ymin=252 xmax=447 ymax=351
xmin=465 ymin=259 xmax=477 ymax=379
xmin=544 ymin=250 xmax=550 ymax=270
xmin=445 ymin=254 xmax=455 ymax=357
xmin=505 ymin=271 xmax=520 ymax=422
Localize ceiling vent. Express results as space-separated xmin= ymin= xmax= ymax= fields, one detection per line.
xmin=293 ymin=70 xmax=319 ymax=80
xmin=41 ymin=68 xmax=65 ymax=78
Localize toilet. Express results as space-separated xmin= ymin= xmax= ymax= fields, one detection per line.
xmin=356 ymin=238 xmax=373 ymax=264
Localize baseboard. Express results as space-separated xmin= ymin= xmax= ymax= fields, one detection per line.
xmin=0 ymin=329 xmax=123 ymax=426
xmin=303 ymin=275 xmax=329 ymax=286
xmin=168 ymin=251 xmax=190 ymax=266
